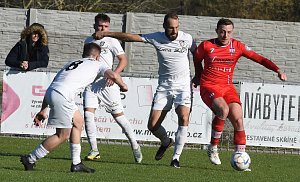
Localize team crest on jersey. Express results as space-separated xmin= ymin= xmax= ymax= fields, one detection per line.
xmin=172 ymin=40 xmax=188 ymax=53
xmin=99 ymin=41 xmax=105 ymax=46
xmin=230 ymin=47 xmax=235 ymax=55
xmin=179 ymin=40 xmax=188 ymax=48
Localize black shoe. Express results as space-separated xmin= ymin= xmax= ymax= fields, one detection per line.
xmin=155 ymin=138 xmax=174 ymax=161
xmin=170 ymin=159 xmax=180 ymax=168
xmin=20 ymin=155 xmax=35 ymax=171
xmin=71 ymin=162 xmax=95 ymax=173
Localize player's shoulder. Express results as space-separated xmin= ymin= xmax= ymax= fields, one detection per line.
xmin=106 ymin=37 xmax=122 ymax=44
xmin=200 ymin=39 xmax=215 ymax=47
xmin=84 ymin=36 xmax=94 ymax=44
xmin=231 ymin=38 xmax=248 ymax=49
xmin=179 ymin=31 xmax=192 ymax=39
xmin=179 ymin=30 xmax=190 ymax=35
xmin=231 ymin=38 xmax=245 ymax=46
xmin=141 ymin=31 xmax=163 ymax=38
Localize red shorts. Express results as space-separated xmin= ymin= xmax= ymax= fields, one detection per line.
xmin=200 ymin=84 xmax=241 ymax=108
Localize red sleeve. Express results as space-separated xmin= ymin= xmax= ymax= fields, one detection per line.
xmin=241 ymin=44 xmax=279 ymax=72
xmin=193 ymin=42 xmax=205 ymax=76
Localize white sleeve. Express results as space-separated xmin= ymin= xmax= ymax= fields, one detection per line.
xmin=110 ymin=38 xmax=125 ymax=56
xmin=140 ymin=32 xmax=161 ymax=44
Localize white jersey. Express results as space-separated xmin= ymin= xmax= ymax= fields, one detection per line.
xmin=85 ymin=36 xmax=125 ymax=68
xmin=141 ymin=31 xmax=196 ymax=81
xmin=49 ymin=58 xmax=109 ymax=101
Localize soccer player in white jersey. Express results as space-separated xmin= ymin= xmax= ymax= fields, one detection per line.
xmin=94 ymin=12 xmax=196 ymax=168
xmin=83 ymin=13 xmax=142 ymax=163
xmin=20 ymin=43 xmax=128 ymax=173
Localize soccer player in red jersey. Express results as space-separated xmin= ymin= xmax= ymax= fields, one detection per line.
xmin=192 ymin=18 xmax=287 ymax=165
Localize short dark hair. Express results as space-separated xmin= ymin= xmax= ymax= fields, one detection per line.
xmin=163 ymin=12 xmax=179 ymax=25
xmin=94 ymin=13 xmax=110 ymax=23
xmin=82 ymin=43 xmax=101 ymax=58
xmin=217 ymin=18 xmax=234 ymax=29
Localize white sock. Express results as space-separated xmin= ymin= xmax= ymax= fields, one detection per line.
xmin=152 ymin=126 xmax=170 ymax=146
xmin=29 ymin=144 xmax=49 ymax=163
xmin=115 ymin=115 xmax=139 ymax=150
xmin=84 ymin=111 xmax=98 ymax=151
xmin=172 ymin=126 xmax=188 ymax=161
xmin=235 ymin=145 xmax=246 ymax=152
xmin=70 ymin=143 xmax=81 ymax=165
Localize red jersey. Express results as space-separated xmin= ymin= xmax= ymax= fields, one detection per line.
xmin=194 ymin=38 xmax=279 ymax=85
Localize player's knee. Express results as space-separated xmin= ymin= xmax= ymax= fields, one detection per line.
xmin=147 ymin=123 xmax=155 ymax=131
xmin=56 ymin=130 xmax=70 ymax=141
xmin=216 ymin=105 xmax=229 ymax=119
xmin=177 ymin=114 xmax=189 ymax=125
xmin=148 ymin=121 xmax=159 ymax=131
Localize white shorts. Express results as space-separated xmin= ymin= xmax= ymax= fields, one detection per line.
xmin=83 ymin=78 xmax=123 ymax=114
xmin=45 ymin=88 xmax=78 ymax=128
xmin=152 ymin=81 xmax=192 ymax=110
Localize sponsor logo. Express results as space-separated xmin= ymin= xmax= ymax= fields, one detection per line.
xmin=32 ymin=85 xmax=46 ymax=96
xmin=230 ymin=47 xmax=235 ymax=55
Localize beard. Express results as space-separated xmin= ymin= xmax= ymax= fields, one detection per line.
xmin=166 ymin=32 xmax=178 ymax=41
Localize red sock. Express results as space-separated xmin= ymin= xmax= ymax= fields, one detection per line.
xmin=234 ymin=130 xmax=246 ymax=152
xmin=211 ymin=117 xmax=225 ymax=145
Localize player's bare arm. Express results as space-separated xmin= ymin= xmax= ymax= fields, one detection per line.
xmin=104 ymin=69 xmax=128 ymax=92
xmin=93 ymin=31 xmax=143 ymax=42
xmin=106 ymin=54 xmax=128 ymax=87
xmin=192 ymin=46 xmax=203 ymax=88
xmin=33 ymin=98 xmax=48 ymax=126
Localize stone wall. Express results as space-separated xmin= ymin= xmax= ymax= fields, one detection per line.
xmin=1 ymin=8 xmax=299 ymax=83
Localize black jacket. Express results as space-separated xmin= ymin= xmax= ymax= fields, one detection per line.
xmin=5 ymin=23 xmax=49 ymax=71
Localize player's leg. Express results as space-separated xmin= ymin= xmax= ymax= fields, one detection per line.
xmin=148 ymin=109 xmax=173 ymax=160
xmin=200 ymin=85 xmax=229 ymax=165
xmin=20 ymin=128 xmax=71 ymax=171
xmin=170 ymin=105 xmax=190 ymax=168
xmin=83 ymin=86 xmax=100 ymax=160
xmin=227 ymin=103 xmax=246 ymax=152
xmin=20 ymin=89 xmax=72 ymax=171
xmin=148 ymin=90 xmax=174 ymax=161
xmin=112 ymin=112 xmax=142 ymax=163
xmin=170 ymin=89 xmax=192 ymax=168
xmin=102 ymin=84 xmax=142 ymax=163
xmin=210 ymin=97 xmax=229 ymax=142
xmin=224 ymin=85 xmax=245 ymax=153
xmin=70 ymin=110 xmax=95 ymax=173
xmin=84 ymin=107 xmax=100 ymax=160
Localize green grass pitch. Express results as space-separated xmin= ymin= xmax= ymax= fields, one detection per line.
xmin=0 ymin=136 xmax=299 ymax=182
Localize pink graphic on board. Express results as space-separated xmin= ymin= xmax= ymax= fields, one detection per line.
xmin=137 ymin=85 xmax=153 ymax=107
xmin=1 ymin=81 xmax=20 ymax=123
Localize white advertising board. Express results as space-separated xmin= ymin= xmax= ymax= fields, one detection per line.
xmin=1 ymin=70 xmax=212 ymax=144
xmin=240 ymin=82 xmax=300 ymax=148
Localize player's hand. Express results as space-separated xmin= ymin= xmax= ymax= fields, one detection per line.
xmin=277 ymin=70 xmax=287 ymax=81
xmin=93 ymin=31 xmax=105 ymax=40
xmin=33 ymin=111 xmax=48 ymax=126
xmin=105 ymin=78 xmax=115 ymax=87
xmin=191 ymin=76 xmax=200 ymax=88
xmin=119 ymin=83 xmax=128 ymax=92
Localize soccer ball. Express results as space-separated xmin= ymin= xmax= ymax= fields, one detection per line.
xmin=230 ymin=152 xmax=251 ymax=171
